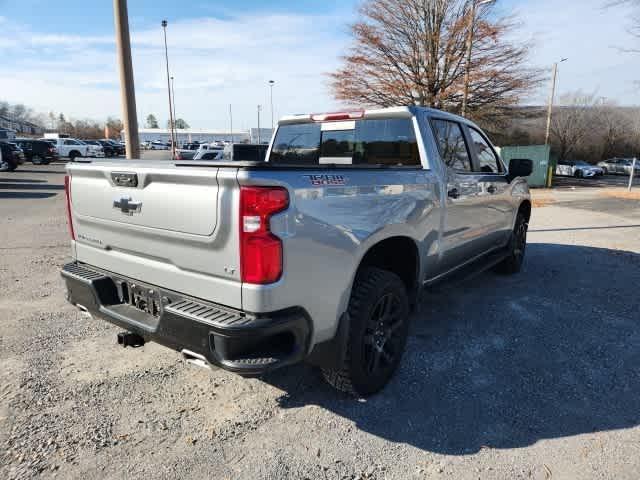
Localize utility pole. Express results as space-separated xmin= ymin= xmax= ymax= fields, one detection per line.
xmin=545 ymin=64 xmax=558 ymax=145
xmin=161 ymin=20 xmax=176 ymax=159
xmin=257 ymin=105 xmax=262 ymax=144
xmin=113 ymin=0 xmax=139 ymax=159
xmin=629 ymin=157 xmax=637 ymax=191
xmin=461 ymin=0 xmax=494 ymax=118
xmin=545 ymin=58 xmax=568 ymax=144
xmin=544 ymin=58 xmax=567 ymax=187
xmin=171 ymin=76 xmax=177 ymax=145
xmin=268 ymin=80 xmax=275 ymax=130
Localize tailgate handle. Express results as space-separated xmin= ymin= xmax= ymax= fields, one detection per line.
xmin=113 ymin=197 xmax=143 ymax=215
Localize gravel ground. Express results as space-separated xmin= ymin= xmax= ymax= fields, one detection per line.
xmin=1 ymin=163 xmax=639 ymax=480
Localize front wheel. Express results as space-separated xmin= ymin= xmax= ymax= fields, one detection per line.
xmin=602 ymin=167 xmax=608 ymax=175
xmin=322 ymin=267 xmax=410 ymax=396
xmin=494 ymin=212 xmax=528 ymax=275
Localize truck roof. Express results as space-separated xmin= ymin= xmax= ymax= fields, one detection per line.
xmin=278 ymin=105 xmax=474 ymax=127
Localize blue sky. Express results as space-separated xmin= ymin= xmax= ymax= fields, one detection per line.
xmin=0 ymin=0 xmax=638 ymax=129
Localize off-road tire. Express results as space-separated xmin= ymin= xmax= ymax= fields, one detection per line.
xmin=494 ymin=212 xmax=528 ymax=275
xmin=322 ymin=267 xmax=410 ymax=396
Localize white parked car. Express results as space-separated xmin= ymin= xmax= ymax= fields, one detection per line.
xmin=41 ymin=138 xmax=104 ymax=161
xmin=146 ymin=141 xmax=169 ymax=150
xmin=555 ymin=160 xmax=604 ymax=178
xmin=597 ymin=158 xmax=640 ymax=175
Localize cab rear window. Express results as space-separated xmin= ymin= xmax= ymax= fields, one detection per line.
xmin=269 ymin=118 xmax=420 ymax=167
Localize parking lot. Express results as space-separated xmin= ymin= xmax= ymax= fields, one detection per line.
xmin=1 ymin=163 xmax=639 ymax=479
xmin=553 ymin=172 xmax=639 ymax=189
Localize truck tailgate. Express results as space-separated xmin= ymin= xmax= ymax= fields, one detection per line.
xmin=67 ymin=161 xmax=242 ymax=309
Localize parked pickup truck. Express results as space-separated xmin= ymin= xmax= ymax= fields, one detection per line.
xmin=176 ymin=143 xmax=222 ymax=160
xmin=61 ymin=107 xmax=532 ymax=396
xmin=42 ymin=137 xmax=105 ymax=161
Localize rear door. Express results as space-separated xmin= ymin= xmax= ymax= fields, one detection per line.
xmin=68 ymin=161 xmax=243 ymax=308
xmin=429 ymin=118 xmax=492 ymax=273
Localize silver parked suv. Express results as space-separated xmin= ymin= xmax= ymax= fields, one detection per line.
xmin=61 ymin=107 xmax=532 ymax=396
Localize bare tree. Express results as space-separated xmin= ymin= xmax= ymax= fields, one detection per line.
xmin=595 ymin=101 xmax=632 ymax=159
xmin=550 ymin=92 xmax=599 ymax=161
xmin=330 ymin=0 xmax=541 ymax=122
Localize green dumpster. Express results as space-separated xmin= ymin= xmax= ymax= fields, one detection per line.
xmin=496 ymin=145 xmax=551 ymax=188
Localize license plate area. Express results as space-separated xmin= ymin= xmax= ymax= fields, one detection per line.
xmin=119 ymin=281 xmax=162 ymax=318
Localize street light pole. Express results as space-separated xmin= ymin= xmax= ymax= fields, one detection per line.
xmin=461 ymin=0 xmax=494 ymax=118
xmin=544 ymin=58 xmax=567 ymax=188
xmin=161 ymin=20 xmax=176 ymax=158
xmin=545 ymin=59 xmax=567 ymax=145
xmin=268 ymin=80 xmax=275 ymax=130
xmin=171 ymin=76 xmax=177 ymax=145
xmin=257 ymin=105 xmax=262 ymax=144
xmin=113 ymin=0 xmax=139 ymax=159
xmin=229 ymin=104 xmax=234 ymax=143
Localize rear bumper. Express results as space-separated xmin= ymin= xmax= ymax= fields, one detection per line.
xmin=61 ymin=262 xmax=311 ymax=375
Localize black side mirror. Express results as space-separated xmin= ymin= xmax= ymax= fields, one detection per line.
xmin=508 ymin=158 xmax=533 ymax=181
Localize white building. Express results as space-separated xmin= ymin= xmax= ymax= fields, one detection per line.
xmin=123 ymin=128 xmax=273 ymax=145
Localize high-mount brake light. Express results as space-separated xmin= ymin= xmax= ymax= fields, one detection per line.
xmin=311 ymin=110 xmax=365 ymax=122
xmin=64 ymin=175 xmax=75 ymax=240
xmin=239 ymin=186 xmax=289 ymax=284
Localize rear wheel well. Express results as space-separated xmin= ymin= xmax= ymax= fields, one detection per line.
xmin=357 ymin=237 xmax=419 ymax=306
xmin=518 ymin=200 xmax=531 ymax=223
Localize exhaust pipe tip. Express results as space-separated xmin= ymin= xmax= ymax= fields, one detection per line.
xmin=181 ymin=349 xmax=213 ymax=370
xmin=75 ymin=303 xmax=92 ymax=318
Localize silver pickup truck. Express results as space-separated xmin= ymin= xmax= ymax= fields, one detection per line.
xmin=61 ymin=106 xmax=532 ymax=396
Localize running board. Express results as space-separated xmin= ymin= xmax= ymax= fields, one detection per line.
xmin=424 ymin=248 xmax=509 ymax=291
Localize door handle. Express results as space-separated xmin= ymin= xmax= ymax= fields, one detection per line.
xmin=487 ymin=185 xmax=497 ymax=194
xmin=447 ymin=188 xmax=460 ymax=199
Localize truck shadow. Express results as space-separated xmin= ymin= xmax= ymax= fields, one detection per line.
xmin=262 ymin=243 xmax=640 ymax=455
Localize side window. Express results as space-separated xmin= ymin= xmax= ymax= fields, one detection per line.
xmin=430 ymin=119 xmax=472 ymax=172
xmin=469 ymin=128 xmax=502 ymax=173
xmin=201 ymin=152 xmax=215 ymax=160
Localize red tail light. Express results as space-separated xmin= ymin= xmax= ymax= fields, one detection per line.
xmin=239 ymin=186 xmax=289 ymax=284
xmin=64 ymin=175 xmax=75 ymax=240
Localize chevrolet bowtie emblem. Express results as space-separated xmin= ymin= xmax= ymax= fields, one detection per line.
xmin=113 ymin=197 xmax=142 ymax=215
